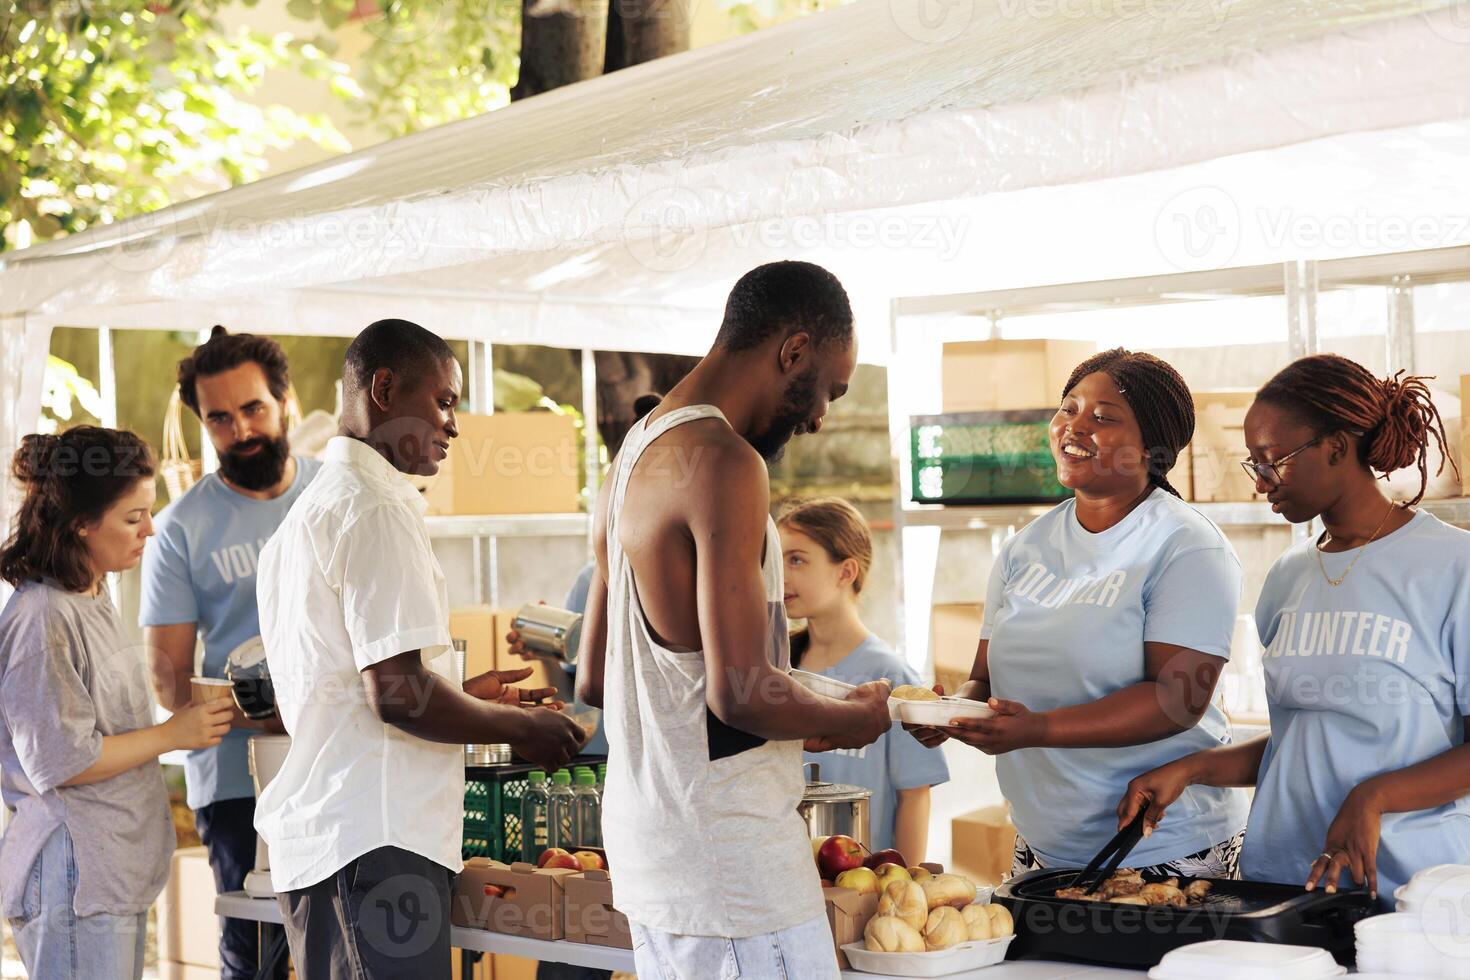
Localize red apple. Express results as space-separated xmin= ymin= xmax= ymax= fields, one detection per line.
xmin=864 ymin=848 xmax=907 ymax=870
xmin=574 ymin=850 xmax=606 ymax=872
xmin=816 ymin=835 xmax=865 ymax=880
xmin=536 ymin=847 xmax=580 ymax=871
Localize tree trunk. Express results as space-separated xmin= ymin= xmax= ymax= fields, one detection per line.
xmin=593 ymin=350 xmax=700 ymax=457
xmin=604 ymin=0 xmax=690 ymax=73
xmin=511 ymin=0 xmax=610 ymax=101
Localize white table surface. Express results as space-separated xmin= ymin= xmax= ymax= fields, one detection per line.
xmin=217 ymin=892 xmax=1151 ymax=978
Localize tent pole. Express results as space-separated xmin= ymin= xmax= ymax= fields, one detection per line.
xmin=581 ymin=348 xmax=598 ymax=560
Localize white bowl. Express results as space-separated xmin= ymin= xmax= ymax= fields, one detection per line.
xmin=841 ymin=935 xmax=1013 ymax=977
xmin=1147 ymin=940 xmax=1344 ymax=979
xmin=898 ymin=696 xmax=996 ymax=727
xmin=790 ymin=669 xmax=904 ymax=720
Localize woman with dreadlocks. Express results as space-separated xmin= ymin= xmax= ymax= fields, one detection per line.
xmin=1118 ymin=354 xmax=1470 ymax=905
xmin=914 ymin=349 xmax=1248 ymax=879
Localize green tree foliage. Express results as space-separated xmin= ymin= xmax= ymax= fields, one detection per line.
xmin=0 ymin=0 xmax=350 ymax=250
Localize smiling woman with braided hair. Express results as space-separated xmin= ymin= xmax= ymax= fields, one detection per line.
xmin=1119 ymin=354 xmax=1470 ymax=907
xmin=914 ymin=349 xmax=1249 ymax=880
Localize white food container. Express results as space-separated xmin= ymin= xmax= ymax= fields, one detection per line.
xmin=1396 ymin=864 xmax=1470 ymax=912
xmin=1146 ymin=940 xmax=1345 ymax=979
xmin=790 ymin=669 xmax=903 ymax=720
xmin=840 ymin=936 xmax=1013 ymax=977
xmin=897 ymin=696 xmax=996 ymax=727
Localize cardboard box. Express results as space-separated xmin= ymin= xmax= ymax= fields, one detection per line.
xmin=158 ymin=964 xmax=220 ymax=980
xmin=156 ymin=846 xmax=221 ymax=970
xmin=449 ymin=607 xmax=554 ymax=696
xmin=563 ymin=869 xmax=633 ymax=949
xmin=950 ymin=806 xmax=1016 ymax=886
xmin=451 ymin=953 xmax=538 ymax=980
xmin=1190 ymin=389 xmax=1261 ymax=503
xmin=424 ymin=412 xmax=581 ymax=516
xmin=929 ymin=603 xmax=983 ymax=695
xmin=824 ymin=885 xmax=880 ymax=969
xmin=451 ymin=858 xmax=578 ymax=941
xmin=942 ymin=340 xmax=1096 ymax=414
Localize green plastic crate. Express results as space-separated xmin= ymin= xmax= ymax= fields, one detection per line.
xmin=462 ymin=764 xmax=535 ymax=863
xmin=911 ymin=410 xmax=1072 ymax=505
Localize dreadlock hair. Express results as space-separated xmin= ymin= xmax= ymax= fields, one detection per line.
xmin=1062 ymin=348 xmax=1194 ymax=498
xmin=1255 ymin=354 xmax=1455 ymax=507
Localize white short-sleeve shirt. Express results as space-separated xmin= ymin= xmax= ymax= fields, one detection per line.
xmin=254 ymin=436 xmax=462 ymax=893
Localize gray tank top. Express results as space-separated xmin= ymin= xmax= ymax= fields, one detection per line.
xmin=600 ymin=404 xmax=824 ymax=937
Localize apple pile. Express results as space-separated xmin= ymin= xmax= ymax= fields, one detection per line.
xmin=535 ymin=848 xmax=606 ymax=872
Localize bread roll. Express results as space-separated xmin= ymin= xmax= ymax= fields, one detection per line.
xmin=877 ymin=880 xmax=928 ymax=932
xmin=864 ymin=914 xmax=925 ymax=953
xmin=923 ymin=907 xmax=968 ymax=950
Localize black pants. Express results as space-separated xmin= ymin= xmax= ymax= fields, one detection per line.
xmin=196 ymin=797 xmax=288 ymax=980
xmin=279 ymin=846 xmax=453 ymax=980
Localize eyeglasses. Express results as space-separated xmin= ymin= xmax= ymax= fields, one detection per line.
xmin=1239 ymin=435 xmax=1325 ymax=488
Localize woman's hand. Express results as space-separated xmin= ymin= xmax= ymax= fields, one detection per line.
xmin=1306 ymin=783 xmax=1384 ymax=898
xmin=903 ymin=684 xmax=949 ymax=747
xmin=163 ymin=700 xmax=235 ymax=751
xmin=465 ymin=667 xmax=562 ymax=708
xmin=1116 ymin=757 xmax=1197 ymax=836
xmin=945 ymin=698 xmax=1046 ymax=755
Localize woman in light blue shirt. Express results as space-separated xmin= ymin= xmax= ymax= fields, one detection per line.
xmin=916 ymin=349 xmax=1248 ymax=877
xmin=1119 ymin=354 xmax=1470 ymax=905
xmin=779 ymin=498 xmax=949 ymax=862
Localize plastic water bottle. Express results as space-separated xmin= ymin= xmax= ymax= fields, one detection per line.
xmin=573 ymin=769 xmax=602 ymax=848
xmin=547 ymin=770 xmax=576 ymax=849
xmin=597 ymin=763 xmax=607 ymax=793
xmin=520 ymin=771 xmax=550 ymax=863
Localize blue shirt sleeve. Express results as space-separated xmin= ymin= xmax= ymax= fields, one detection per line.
xmin=978 ymin=543 xmax=1010 ymax=641
xmin=139 ymin=516 xmax=199 ymax=628
xmin=1142 ymin=546 xmax=1241 ymax=659
xmin=563 ymin=563 xmax=595 ymax=614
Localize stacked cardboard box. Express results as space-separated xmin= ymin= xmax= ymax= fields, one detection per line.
xmin=156 ymin=847 xmax=221 ymax=980
xmin=942 ymin=341 xmax=1097 ymax=413
xmin=424 ymin=413 xmax=581 ymax=516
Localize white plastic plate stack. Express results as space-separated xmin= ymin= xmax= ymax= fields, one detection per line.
xmin=840 ymin=935 xmax=1014 ymax=977
xmin=790 ymin=668 xmax=904 ymax=720
xmin=1356 ymin=863 xmax=1470 ymax=977
xmin=1147 ymin=940 xmax=1346 ymax=979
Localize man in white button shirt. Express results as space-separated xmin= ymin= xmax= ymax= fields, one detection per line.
xmin=255 ymin=319 xmax=585 ymax=979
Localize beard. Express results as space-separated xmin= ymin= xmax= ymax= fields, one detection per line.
xmin=218 ymin=431 xmax=291 ymax=491
xmin=749 ymin=367 xmax=819 ymax=464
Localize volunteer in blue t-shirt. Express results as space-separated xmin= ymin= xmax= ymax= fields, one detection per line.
xmin=915 ymin=349 xmax=1248 ymax=877
xmin=778 ymin=497 xmax=949 ymax=861
xmin=1118 ymin=354 xmax=1470 ymax=905
xmin=140 ymin=328 xmax=321 ymax=980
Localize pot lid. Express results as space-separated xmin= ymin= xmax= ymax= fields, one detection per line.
xmin=803 ymin=780 xmax=872 ymax=802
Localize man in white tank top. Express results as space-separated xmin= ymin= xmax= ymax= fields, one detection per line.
xmin=575 ymin=262 xmax=894 ymax=979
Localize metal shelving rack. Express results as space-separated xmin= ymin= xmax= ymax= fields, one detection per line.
xmin=884 ymin=243 xmax=1470 ymax=671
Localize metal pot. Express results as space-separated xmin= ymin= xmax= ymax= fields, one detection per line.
xmin=464 ymin=744 xmax=512 ymax=766
xmin=797 ymin=763 xmax=871 ymax=847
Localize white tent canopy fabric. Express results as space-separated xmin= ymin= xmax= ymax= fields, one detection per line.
xmin=2 ymin=0 xmax=1469 ymax=525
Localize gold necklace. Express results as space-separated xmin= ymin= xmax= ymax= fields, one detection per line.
xmin=1315 ymin=499 xmax=1398 ymax=587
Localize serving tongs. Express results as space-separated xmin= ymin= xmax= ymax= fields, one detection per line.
xmin=1069 ymin=810 xmax=1148 ymax=895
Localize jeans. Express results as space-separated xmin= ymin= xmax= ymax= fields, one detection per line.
xmin=630 ymin=913 xmax=838 ymax=980
xmin=278 ymin=845 xmax=453 ymax=980
xmin=6 ymin=825 xmax=146 ymax=980
xmin=196 ymin=796 xmax=289 ymax=980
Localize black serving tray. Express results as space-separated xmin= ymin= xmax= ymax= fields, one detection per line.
xmin=991 ymin=868 xmax=1377 ymax=969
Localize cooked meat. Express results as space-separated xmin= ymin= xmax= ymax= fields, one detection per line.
xmin=1138 ymin=883 xmax=1187 ymax=908
xmin=1109 ymin=895 xmax=1150 ymax=906
xmin=1053 ymin=887 xmax=1091 ymax=900
xmin=1184 ymin=880 xmax=1213 ymax=900
xmin=1098 ymin=877 xmax=1145 ymax=899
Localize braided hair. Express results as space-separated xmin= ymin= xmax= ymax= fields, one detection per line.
xmin=1255 ymin=354 xmax=1455 ymax=506
xmin=1062 ymin=349 xmax=1195 ymax=498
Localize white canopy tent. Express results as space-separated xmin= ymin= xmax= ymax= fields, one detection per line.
xmin=3 ymin=0 xmax=1470 ymax=536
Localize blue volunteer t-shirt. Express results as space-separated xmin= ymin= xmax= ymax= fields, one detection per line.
xmin=982 ymin=488 xmax=1249 ymax=868
xmin=800 ymin=636 xmax=950 ymax=855
xmin=1242 ymin=510 xmax=1470 ymax=902
xmin=139 ymin=458 xmax=322 ymax=810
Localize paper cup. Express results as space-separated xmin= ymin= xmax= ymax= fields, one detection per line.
xmin=191 ymin=677 xmax=235 ymax=705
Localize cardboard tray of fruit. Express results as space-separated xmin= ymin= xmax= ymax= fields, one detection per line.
xmin=841 ymin=933 xmax=1015 ymax=977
